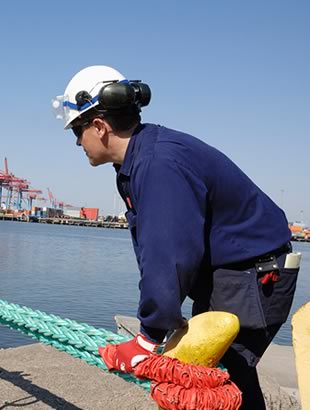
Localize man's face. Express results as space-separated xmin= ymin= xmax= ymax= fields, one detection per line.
xmin=74 ymin=119 xmax=108 ymax=167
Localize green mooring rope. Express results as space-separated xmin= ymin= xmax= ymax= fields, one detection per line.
xmin=0 ymin=299 xmax=151 ymax=391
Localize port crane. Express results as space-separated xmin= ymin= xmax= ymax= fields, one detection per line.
xmin=23 ymin=190 xmax=44 ymax=209
xmin=47 ymin=188 xmax=73 ymax=209
xmin=1 ymin=158 xmax=74 ymax=214
xmin=1 ymin=158 xmax=44 ymax=211
xmin=0 ymin=158 xmax=31 ymax=209
xmin=47 ymin=187 xmax=56 ymax=208
xmin=0 ymin=157 xmax=14 ymax=205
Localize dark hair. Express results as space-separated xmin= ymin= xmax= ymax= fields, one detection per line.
xmin=103 ymin=105 xmax=141 ymax=132
xmin=76 ymin=104 xmax=141 ymax=132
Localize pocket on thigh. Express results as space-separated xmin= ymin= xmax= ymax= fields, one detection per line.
xmin=209 ymin=268 xmax=267 ymax=329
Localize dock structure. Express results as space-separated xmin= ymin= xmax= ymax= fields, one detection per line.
xmin=37 ymin=217 xmax=128 ymax=229
xmin=0 ymin=213 xmax=128 ymax=229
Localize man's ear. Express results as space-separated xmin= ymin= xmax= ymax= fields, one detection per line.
xmin=93 ymin=118 xmax=107 ymax=135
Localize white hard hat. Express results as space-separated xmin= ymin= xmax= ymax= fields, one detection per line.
xmin=52 ymin=65 xmax=126 ymax=129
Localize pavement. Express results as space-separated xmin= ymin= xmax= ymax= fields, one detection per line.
xmin=0 ymin=342 xmax=301 ymax=409
xmin=258 ymin=343 xmax=301 ymax=409
xmin=0 ymin=344 xmax=157 ymax=410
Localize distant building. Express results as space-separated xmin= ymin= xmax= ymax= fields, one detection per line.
xmin=289 ymin=223 xmax=309 ymax=242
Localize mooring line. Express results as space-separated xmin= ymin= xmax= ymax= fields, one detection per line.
xmin=0 ymin=299 xmax=150 ymax=390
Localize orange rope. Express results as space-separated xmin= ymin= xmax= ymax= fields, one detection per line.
xmin=134 ymin=355 xmax=242 ymax=410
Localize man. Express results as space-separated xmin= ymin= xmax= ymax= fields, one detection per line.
xmin=53 ymin=65 xmax=299 ymax=409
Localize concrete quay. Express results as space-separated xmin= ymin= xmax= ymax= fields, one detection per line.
xmin=0 ymin=344 xmax=155 ymax=410
xmin=0 ymin=342 xmax=301 ymax=409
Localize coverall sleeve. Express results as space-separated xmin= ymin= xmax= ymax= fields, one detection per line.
xmin=132 ymin=156 xmax=208 ymax=340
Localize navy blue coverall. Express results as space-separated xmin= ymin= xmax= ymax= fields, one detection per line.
xmin=115 ymin=123 xmax=298 ymax=409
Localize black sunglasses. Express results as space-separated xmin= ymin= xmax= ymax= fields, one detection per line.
xmin=72 ymin=119 xmax=94 ymax=138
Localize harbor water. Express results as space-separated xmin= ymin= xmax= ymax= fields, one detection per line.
xmin=0 ymin=221 xmax=308 ymax=348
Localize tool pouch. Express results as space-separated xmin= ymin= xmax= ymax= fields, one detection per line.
xmin=255 ymin=255 xmax=279 ymax=274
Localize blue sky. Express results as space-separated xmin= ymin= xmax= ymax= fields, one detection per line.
xmin=0 ymin=1 xmax=309 ymax=223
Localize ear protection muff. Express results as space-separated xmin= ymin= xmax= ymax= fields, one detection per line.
xmin=98 ymin=81 xmax=151 ymax=110
xmin=98 ymin=82 xmax=136 ymax=110
xmin=130 ymin=82 xmax=151 ymax=107
xmin=75 ymin=81 xmax=151 ymax=113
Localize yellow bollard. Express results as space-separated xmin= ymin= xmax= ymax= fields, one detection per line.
xmin=292 ymin=301 xmax=310 ymax=410
xmin=156 ymin=311 xmax=240 ymax=410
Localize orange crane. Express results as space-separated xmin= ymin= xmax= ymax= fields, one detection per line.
xmin=23 ymin=189 xmax=43 ymax=209
xmin=1 ymin=158 xmax=46 ymax=211
xmin=0 ymin=158 xmax=31 ymax=209
xmin=47 ymin=187 xmax=56 ymax=208
xmin=1 ymin=157 xmax=13 ymax=205
xmin=47 ymin=188 xmax=73 ymax=209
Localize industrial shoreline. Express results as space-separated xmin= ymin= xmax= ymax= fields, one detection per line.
xmin=0 ymin=213 xmax=129 ymax=229
xmin=0 ymin=342 xmax=300 ymax=409
xmin=1 ymin=215 xmax=310 ymax=243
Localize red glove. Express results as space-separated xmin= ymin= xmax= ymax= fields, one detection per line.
xmin=98 ymin=333 xmax=159 ymax=373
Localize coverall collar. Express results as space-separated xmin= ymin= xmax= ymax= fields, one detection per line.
xmin=115 ymin=123 xmax=145 ymax=177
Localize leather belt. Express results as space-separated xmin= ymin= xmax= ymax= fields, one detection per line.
xmin=220 ymin=242 xmax=292 ymax=272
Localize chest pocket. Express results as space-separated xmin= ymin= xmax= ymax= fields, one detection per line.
xmin=125 ymin=209 xmax=140 ymax=264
